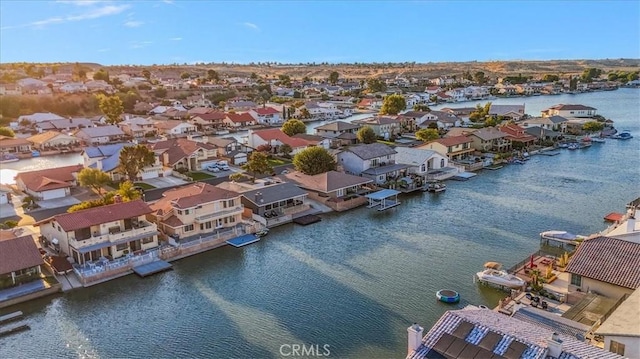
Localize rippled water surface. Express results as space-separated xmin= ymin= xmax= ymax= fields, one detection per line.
xmin=1 ymin=89 xmax=639 ymax=358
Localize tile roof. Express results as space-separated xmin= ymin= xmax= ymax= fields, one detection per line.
xmin=15 ymin=164 xmax=83 ymax=192
xmin=344 ymin=143 xmax=397 ymax=160
xmin=394 ymin=147 xmax=442 ymax=166
xmin=151 ymin=182 xmax=240 ymax=214
xmin=193 ymin=111 xmax=226 ymax=121
xmin=252 ymin=106 xmax=280 ymax=115
xmin=292 ymin=133 xmax=325 ymax=144
xmin=153 ymin=119 xmax=193 ymax=130
xmin=242 ymin=182 xmax=308 ymax=206
xmin=511 ymin=307 xmax=591 ymax=340
xmin=432 ymin=135 xmax=473 ymax=147
xmin=281 ymin=170 xmax=372 ymax=193
xmin=0 ymin=137 xmax=31 ymax=147
xmin=251 ymin=128 xmax=309 ymax=148
xmin=565 ymin=236 xmax=640 ymax=289
xmin=469 ymin=127 xmax=509 ymax=141
xmin=50 ymin=200 xmax=152 ymax=232
xmin=225 ymin=112 xmax=255 ymax=123
xmin=314 ymin=121 xmax=360 ymax=132
xmin=75 ymin=125 xmax=124 ymax=138
xmin=408 ymin=308 xmax=623 ymax=359
xmin=547 ymin=104 xmax=597 ymax=111
xmin=489 ymin=104 xmax=525 ymax=116
xmin=163 ymin=215 xmax=184 ymax=228
xmin=0 ymin=234 xmax=44 ymax=274
xmin=150 ymin=138 xmax=215 ymax=165
xmin=27 ymin=131 xmax=73 ymax=144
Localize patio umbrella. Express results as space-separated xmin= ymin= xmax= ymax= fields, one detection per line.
xmin=529 ymin=254 xmax=535 ymax=269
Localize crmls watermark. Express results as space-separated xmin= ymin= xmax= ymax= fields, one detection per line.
xmin=279 ymin=344 xmax=331 ymax=357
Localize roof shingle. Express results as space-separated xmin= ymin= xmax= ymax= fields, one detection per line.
xmin=49 ymin=200 xmax=152 ymax=232
xmin=0 ymin=234 xmax=44 ymax=274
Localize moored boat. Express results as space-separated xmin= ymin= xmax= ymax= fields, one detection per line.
xmin=540 ymin=230 xmax=586 ymax=249
xmin=611 ymin=131 xmax=633 ymax=140
xmin=590 ymin=137 xmax=605 ymax=143
xmin=0 ymin=153 xmax=19 ymax=163
xmin=475 ymin=262 xmax=526 ymax=289
xmin=424 ymin=181 xmax=446 ymax=193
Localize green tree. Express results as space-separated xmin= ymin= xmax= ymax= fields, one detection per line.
xmin=582 ymin=121 xmax=605 ymax=133
xmin=542 ymin=74 xmax=559 ymax=82
xmin=77 ymin=168 xmax=111 ymax=198
xmin=357 ymin=126 xmax=377 ymax=144
xmin=181 ymin=72 xmax=191 ymax=79
xmin=328 ymin=71 xmax=339 ymax=85
xmin=279 ymin=143 xmax=293 ymax=157
xmin=380 ymin=94 xmax=406 ymax=115
xmin=93 ymin=69 xmax=110 ymax=82
xmin=242 ymin=152 xmax=273 ymax=182
xmin=569 ymin=77 xmax=578 ymax=90
xmin=415 ymin=128 xmax=440 ymax=142
xmin=581 ymin=68 xmax=602 ymax=83
xmin=367 ymin=78 xmax=387 ymax=92
xmin=281 ymin=119 xmax=307 ymax=136
xmin=474 ymin=71 xmax=486 ymax=85
xmin=427 ymin=122 xmax=439 ymax=129
xmin=229 ymin=172 xmax=246 ymax=182
xmin=153 ymin=87 xmax=167 ymax=98
xmin=116 ymin=181 xmax=142 ymax=202
xmin=0 ymin=127 xmax=15 ymax=137
xmin=278 ymin=74 xmax=291 ymax=87
xmin=250 ymin=72 xmax=259 ymax=80
xmin=469 ymin=102 xmax=491 ymax=122
xmin=96 ymin=94 xmax=124 ymax=124
xmin=293 ymin=147 xmax=336 ymax=175
xmin=413 ymin=104 xmax=431 ymax=112
xmin=142 ymin=69 xmax=151 ymax=80
xmin=207 ymin=69 xmax=219 ymax=82
xmin=299 ymin=108 xmax=311 ymax=119
xmin=118 ymin=144 xmax=156 ymax=181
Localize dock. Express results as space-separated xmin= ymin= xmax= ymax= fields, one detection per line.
xmin=365 ymin=189 xmax=401 ymax=211
xmin=603 ymin=212 xmax=624 ymax=222
xmin=452 ymin=172 xmax=477 ymax=181
xmin=539 ymin=151 xmax=561 ymax=156
xmin=0 ymin=311 xmax=23 ymax=324
xmin=132 ymin=260 xmax=173 ymax=277
xmin=0 ymin=323 xmax=30 ymax=337
xmin=485 ymin=164 xmax=504 ymax=170
xmin=226 ymin=234 xmax=260 ymax=248
xmin=293 ymin=214 xmax=322 ymax=225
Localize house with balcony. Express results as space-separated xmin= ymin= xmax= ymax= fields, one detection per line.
xmin=499 ymin=124 xmax=536 ymax=148
xmin=38 ymin=200 xmax=159 ymax=265
xmin=241 ymin=182 xmax=309 ymax=227
xmin=150 ymin=138 xmax=217 ymax=171
xmin=489 ymin=104 xmax=526 ymax=121
xmin=468 ymin=127 xmax=512 ymax=152
xmin=15 ymin=164 xmax=83 ymax=200
xmin=541 ymin=104 xmax=597 ymax=118
xmin=148 ymin=182 xmax=245 ymax=239
xmin=519 ymin=115 xmax=568 ymax=133
xmin=595 ymin=287 xmax=640 ymax=358
xmin=249 ymin=107 xmax=282 ymax=125
xmin=0 ymin=233 xmax=44 ymax=288
xmin=118 ymin=117 xmax=156 ymax=138
xmin=417 ymin=136 xmax=474 ymax=161
xmin=314 ymin=121 xmax=360 ymax=145
xmin=190 ymin=111 xmax=227 ymax=132
xmin=352 ymin=116 xmax=401 ymax=139
xmin=73 ymin=125 xmax=125 ymax=145
xmin=281 ymin=170 xmax=373 ymax=212
xmin=337 ymin=143 xmax=411 ymax=185
xmin=394 ymin=147 xmax=456 ymax=181
xmin=0 ymin=136 xmax=32 ymax=154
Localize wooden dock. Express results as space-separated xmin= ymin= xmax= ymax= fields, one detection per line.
xmin=0 ymin=324 xmax=30 ymax=337
xmin=226 ymin=234 xmax=261 ymax=248
xmin=132 ymin=260 xmax=173 ymax=277
xmin=293 ymin=214 xmax=322 ymax=225
xmin=0 ymin=311 xmax=23 ymax=324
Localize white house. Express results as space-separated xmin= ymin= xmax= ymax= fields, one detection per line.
xmin=541 ymin=104 xmax=597 ymax=118
xmin=154 ymin=120 xmax=197 ymax=136
xmin=595 ymin=287 xmax=640 ymax=358
xmin=337 ymin=143 xmax=411 ymax=185
xmin=249 ymin=107 xmax=282 ymax=125
xmin=393 ymin=147 xmax=449 ymax=176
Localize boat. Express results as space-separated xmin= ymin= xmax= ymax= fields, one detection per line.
xmin=567 ymin=142 xmax=579 ymax=150
xmin=611 ymin=131 xmax=633 ymax=140
xmin=436 ymin=289 xmax=460 ymax=303
xmin=0 ymin=153 xmax=19 ymax=163
xmin=256 ymin=228 xmax=269 ymax=237
xmin=590 ymin=137 xmax=605 ymax=143
xmin=31 ymin=150 xmax=40 ymax=157
xmin=540 ymin=230 xmax=586 ymax=248
xmin=424 ymin=181 xmax=446 ymax=193
xmin=557 ymin=142 xmax=569 ymax=149
xmin=475 ymin=262 xmax=526 ymax=289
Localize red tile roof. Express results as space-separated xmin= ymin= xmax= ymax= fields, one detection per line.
xmin=150 ymin=138 xmax=216 ymax=165
xmin=225 ymin=112 xmax=255 ymax=123
xmin=193 ymin=111 xmax=226 ymax=121
xmin=15 ymin=164 xmax=83 ymax=192
xmin=0 ymin=234 xmax=44 ymax=274
xmin=251 ymin=128 xmax=309 ymax=148
xmin=565 ymin=236 xmax=640 ymax=289
xmin=253 ymin=107 xmax=280 ymax=115
xmin=163 ymin=215 xmax=184 ymax=227
xmin=432 ymin=135 xmax=473 ymax=146
xmin=51 ymin=200 xmax=152 ymax=232
xmin=151 ymin=182 xmax=240 ymax=214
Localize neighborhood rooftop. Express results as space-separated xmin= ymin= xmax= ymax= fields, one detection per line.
xmin=45 ymin=200 xmax=152 ymax=232
xmin=345 ymin=143 xmax=397 ymax=160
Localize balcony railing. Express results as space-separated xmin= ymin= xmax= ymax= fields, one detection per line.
xmin=70 ymin=223 xmax=157 ymax=249
xmin=195 ymin=206 xmax=243 ymax=222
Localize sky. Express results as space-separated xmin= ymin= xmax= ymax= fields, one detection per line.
xmin=1 ymin=0 xmax=639 ymax=65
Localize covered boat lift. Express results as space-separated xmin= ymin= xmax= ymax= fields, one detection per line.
xmin=365 ymin=189 xmax=401 ymax=211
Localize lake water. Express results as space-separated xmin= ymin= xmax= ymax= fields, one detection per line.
xmin=1 ymin=89 xmax=639 ymax=358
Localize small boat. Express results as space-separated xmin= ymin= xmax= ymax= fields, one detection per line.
xmin=567 ymin=143 xmax=579 ymax=150
xmin=557 ymin=143 xmax=569 ymax=149
xmin=476 ymin=262 xmax=526 ymax=289
xmin=31 ymin=150 xmax=40 ymax=157
xmin=0 ymin=153 xmax=19 ymax=163
xmin=590 ymin=137 xmax=605 ymax=143
xmin=256 ymin=229 xmax=269 ymax=237
xmin=424 ymin=181 xmax=446 ymax=193
xmin=540 ymin=230 xmax=586 ymax=247
xmin=436 ymin=289 xmax=460 ymax=303
xmin=611 ymin=131 xmax=633 ymax=140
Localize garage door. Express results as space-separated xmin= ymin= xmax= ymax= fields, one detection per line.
xmin=42 ymin=188 xmax=67 ymax=200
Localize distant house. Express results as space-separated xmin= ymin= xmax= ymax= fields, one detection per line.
xmin=36 ymin=117 xmax=95 ymax=132
xmin=74 ymin=125 xmax=125 ymax=145
xmin=0 ymin=83 xmax=22 ymax=96
xmin=118 ymin=117 xmax=156 ymax=138
xmin=542 ymin=104 xmax=597 ymax=118
xmin=595 ymin=287 xmax=640 ymax=358
xmin=225 ymin=100 xmax=259 ymax=112
xmin=519 ymin=116 xmax=568 ymax=132
xmin=15 ymin=164 xmax=83 ymax=200
xmin=222 ymin=112 xmax=257 ymax=128
xmin=17 ymin=112 xmax=65 ymax=125
xmin=0 ymin=136 xmax=32 ymax=154
xmin=489 ymin=104 xmax=526 ymax=120
xmin=249 ymin=107 xmax=282 ymax=125
xmin=281 ymin=170 xmax=373 ymax=212
xmin=27 ymin=131 xmax=79 ymax=150
xmin=394 ymin=147 xmax=449 ymax=177
xmin=206 ymin=137 xmax=248 ymax=165
xmin=315 ymin=121 xmax=361 ymax=139
xmin=0 ymin=234 xmax=44 ymax=286
xmin=154 ymin=120 xmax=197 ymax=136
xmin=336 ymin=143 xmax=411 ymax=185
xmin=417 ymin=136 xmax=474 ymax=161
xmin=84 ymin=80 xmax=114 ymax=93
xmin=82 ymin=143 xmax=161 ymax=181
xmin=565 ymin=236 xmax=640 ymax=299
xmin=352 ymin=116 xmax=401 ymax=139
xmin=59 ymin=82 xmax=87 ymax=93
xmin=150 ymin=138 xmax=217 ymax=171
xmin=38 ymin=200 xmax=159 ymax=265
xmin=292 ymin=133 xmax=331 ymax=149
xmin=148 ymin=182 xmax=245 ymax=239
xmin=467 ymin=127 xmax=512 ymax=152
xmin=247 ymin=128 xmax=309 ymax=154
xmin=190 ymin=112 xmax=227 ymax=132
xmin=499 ymin=124 xmax=536 ymax=147
xmin=357 ymin=98 xmax=383 ymax=110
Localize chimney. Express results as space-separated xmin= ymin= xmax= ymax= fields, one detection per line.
xmin=407 ymin=323 xmax=424 ymax=355
xmin=627 ymin=209 xmax=637 ymax=233
xmin=546 ymin=333 xmax=563 ymax=358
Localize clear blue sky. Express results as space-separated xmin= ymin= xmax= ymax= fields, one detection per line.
xmin=1 ymin=1 xmax=639 ymax=65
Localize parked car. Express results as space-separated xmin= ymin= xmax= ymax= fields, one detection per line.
xmin=218 ymin=164 xmax=230 ymax=171
xmin=206 ymin=165 xmax=220 ymax=172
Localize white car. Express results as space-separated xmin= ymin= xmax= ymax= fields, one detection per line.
xmin=206 ymin=165 xmax=220 ymax=172
xmin=218 ymin=164 xmax=230 ymax=171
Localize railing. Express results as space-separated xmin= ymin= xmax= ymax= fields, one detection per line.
xmin=74 ymin=249 xmax=159 ymax=279
xmin=70 ymin=225 xmax=157 ymax=249
xmin=195 ymin=207 xmax=243 ymax=221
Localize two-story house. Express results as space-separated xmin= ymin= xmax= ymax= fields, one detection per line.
xmin=467 ymin=127 xmax=512 ymax=152
xmin=489 ymin=104 xmax=526 ymax=121
xmin=241 ymin=182 xmax=309 ymax=227
xmin=73 ymin=125 xmax=125 ymax=145
xmin=394 ymin=147 xmax=449 ymax=177
xmin=417 ymin=136 xmax=474 ymax=161
xmin=541 ymin=104 xmax=597 ymax=118
xmin=38 ymin=200 xmax=160 ymax=265
xmin=498 ymin=124 xmax=536 ymax=147
xmin=148 ymin=182 xmax=244 ymax=239
xmin=352 ymin=116 xmax=402 ymax=139
xmin=207 ymin=137 xmax=248 ymax=165
xmin=190 ymin=112 xmax=227 ymax=132
xmin=150 ymin=138 xmax=217 ymax=171
xmin=247 ymin=128 xmax=309 ymax=154
xmin=519 ymin=116 xmax=568 ymax=132
xmin=222 ymin=112 xmax=257 ymax=128
xmin=336 ymin=143 xmax=411 ymax=185
xmin=118 ymin=117 xmax=157 ymax=138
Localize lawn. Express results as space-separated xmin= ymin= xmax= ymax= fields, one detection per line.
xmin=268 ymin=158 xmax=291 ymax=167
xmin=133 ymin=182 xmax=156 ymax=190
xmin=188 ymin=172 xmax=214 ymax=181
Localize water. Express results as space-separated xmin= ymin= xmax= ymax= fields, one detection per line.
xmin=1 ymin=89 xmax=639 ymax=358
xmin=0 ymin=153 xmax=83 ymax=185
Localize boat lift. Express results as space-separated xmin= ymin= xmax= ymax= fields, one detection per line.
xmin=365 ymin=189 xmax=401 ymax=211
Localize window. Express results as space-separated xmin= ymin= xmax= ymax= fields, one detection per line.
xmin=142 ymin=237 xmax=154 ymax=244
xmin=441 ymin=159 xmax=445 ymax=167
xmin=116 ymin=243 xmax=128 ymax=251
xmin=205 ymin=222 xmax=212 ymax=229
xmin=177 ymin=209 xmax=183 ymax=215
xmin=570 ymin=274 xmax=582 ymax=287
xmin=421 ymin=164 xmax=426 ymax=172
xmin=447 ymin=146 xmax=452 ymax=153
xmin=184 ymin=209 xmax=190 ymax=215
xmin=610 ymin=341 xmax=625 ymax=356
xmin=184 ymin=224 xmax=194 ymax=232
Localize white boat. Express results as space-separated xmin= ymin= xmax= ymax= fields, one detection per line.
xmin=540 ymin=230 xmax=586 ymax=249
xmin=476 ymin=264 xmax=526 ymax=289
xmin=424 ymin=181 xmax=446 ymax=193
xmin=0 ymin=153 xmax=19 ymax=163
xmin=590 ymin=137 xmax=605 ymax=143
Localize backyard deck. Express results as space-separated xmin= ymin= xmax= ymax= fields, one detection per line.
xmin=133 ymin=260 xmax=173 ymax=277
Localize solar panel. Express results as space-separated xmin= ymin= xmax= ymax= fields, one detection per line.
xmin=433 ymin=333 xmax=456 ymax=354
xmin=503 ymin=340 xmax=528 ymax=359
xmin=478 ymin=331 xmax=502 ymax=351
xmin=452 ymin=321 xmax=475 ymax=340
xmin=443 ymin=337 xmax=467 ymax=358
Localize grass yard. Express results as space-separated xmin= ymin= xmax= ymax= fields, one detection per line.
xmin=188 ymin=172 xmax=214 ymax=180
xmin=133 ymin=182 xmax=156 ymax=190
xmin=267 ymin=158 xmax=291 ymax=167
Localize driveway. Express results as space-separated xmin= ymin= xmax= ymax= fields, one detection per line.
xmin=142 ymin=176 xmax=190 ymax=189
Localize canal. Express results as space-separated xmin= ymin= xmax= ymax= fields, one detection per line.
xmin=1 ymin=89 xmax=639 ymax=358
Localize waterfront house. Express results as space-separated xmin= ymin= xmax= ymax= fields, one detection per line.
xmin=467 ymin=127 xmax=512 ymax=152
xmin=417 ymin=136 xmax=474 ymax=161
xmin=498 ymin=124 xmax=536 ymax=147
xmin=249 ymin=107 xmax=282 ymax=125
xmin=222 ymin=112 xmax=257 ymax=128
xmin=82 ymin=143 xmax=161 ymax=181
xmin=148 ymin=182 xmax=245 ymax=239
xmin=357 ymin=98 xmax=383 ymax=110
xmin=565 ymin=236 xmax=640 ymax=300
xmin=281 ymin=170 xmax=373 ymax=211
xmin=150 ymin=138 xmax=217 ymax=172
xmin=247 ymin=128 xmax=309 ymax=154
xmin=393 ymin=147 xmax=451 ymax=179
xmin=15 ymin=164 xmax=83 ymax=200
xmin=241 ymin=182 xmax=309 ymax=227
xmin=595 ymin=287 xmax=640 ymax=358
xmin=519 ymin=116 xmax=568 ymax=132
xmin=542 ymin=104 xmax=597 ymax=118
xmin=73 ymin=125 xmax=125 ymax=145
xmin=190 ymin=111 xmax=227 ymax=132
xmin=352 ymin=116 xmax=401 ymax=139
xmin=38 ymin=200 xmax=159 ymax=265
xmin=0 ymin=233 xmax=44 ymax=287
xmin=337 ymin=143 xmax=411 ymax=185
xmin=524 ymin=127 xmax=562 ymax=141
xmin=118 ymin=117 xmax=156 ymax=138
xmin=153 ymin=120 xmax=197 ymax=136
xmin=36 ymin=117 xmax=95 ymax=132
xmin=488 ymin=104 xmax=525 ymax=120
xmin=225 ymin=100 xmax=259 ymax=112
xmin=413 ymin=111 xmax=463 ymax=129
xmin=314 ymin=121 xmax=361 ymax=145
xmin=406 ymin=307 xmax=624 ymax=359
xmin=0 ymin=136 xmax=32 ymax=154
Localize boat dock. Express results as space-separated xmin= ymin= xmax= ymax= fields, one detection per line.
xmin=538 ymin=151 xmax=561 ymax=156
xmin=226 ymin=234 xmax=260 ymax=248
xmin=603 ymin=212 xmax=624 ymax=222
xmin=0 ymin=323 xmax=30 ymax=337
xmin=132 ymin=260 xmax=173 ymax=277
xmin=0 ymin=311 xmax=23 ymax=324
xmin=485 ymin=164 xmax=504 ymax=170
xmin=365 ymin=189 xmax=401 ymax=211
xmin=452 ymin=172 xmax=477 ymax=181
xmin=293 ymin=214 xmax=322 ymax=225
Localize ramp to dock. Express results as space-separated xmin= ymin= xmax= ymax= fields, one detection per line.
xmin=226 ymin=234 xmax=260 ymax=248
xmin=133 ymin=260 xmax=172 ymax=277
